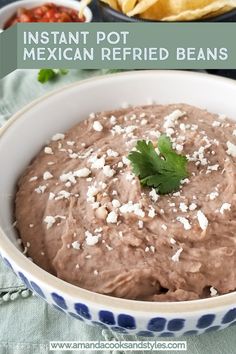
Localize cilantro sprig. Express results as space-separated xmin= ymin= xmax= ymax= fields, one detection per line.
xmin=128 ymin=134 xmax=188 ymax=195
xmin=37 ymin=69 xmax=68 ymax=84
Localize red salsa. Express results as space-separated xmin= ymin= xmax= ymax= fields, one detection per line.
xmin=4 ymin=2 xmax=85 ymax=29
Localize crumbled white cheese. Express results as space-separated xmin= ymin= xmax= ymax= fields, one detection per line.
xmin=120 ymin=202 xmax=145 ymax=218
xmin=177 ymin=217 xmax=191 ymax=230
xmin=173 ymin=191 xmax=181 ymax=197
xmin=181 ymin=178 xmax=190 ymax=185
xmin=51 ymin=133 xmax=65 ymax=141
xmin=93 ymin=121 xmax=103 ymax=132
xmin=55 ymin=190 xmax=71 ymax=200
xmin=74 ymin=168 xmax=91 ymax=178
xmin=44 ymin=216 xmax=56 ymax=229
xmin=161 ymin=224 xmax=167 ymax=231
xmin=138 ymin=220 xmax=144 ymax=229
xmin=226 ymin=141 xmax=236 ymax=157
xmin=106 ymin=211 xmax=118 ymax=224
xmin=124 ymin=125 xmax=137 ymax=135
xmin=103 ymin=165 xmax=115 ymax=177
xmin=219 ymin=114 xmax=226 ymax=121
xmin=92 ymin=202 xmax=100 ymax=209
xmin=110 ymin=115 xmax=117 ymax=125
xmin=117 ymin=162 xmax=123 ymax=168
xmin=87 ymin=185 xmax=99 ymax=202
xmin=95 ymin=227 xmax=103 ymax=233
xmin=207 ymin=164 xmax=219 ymax=172
xmin=122 ymin=156 xmax=130 ymax=165
xmin=170 ymin=237 xmax=176 ymax=245
xmin=148 ymin=206 xmax=156 ymax=218
xmin=60 ymin=172 xmax=76 ymax=184
xmin=219 ymin=203 xmax=231 ymax=214
xmin=43 ymin=171 xmax=53 ymax=180
xmin=209 ymin=191 xmax=219 ymax=200
xmin=55 ymin=215 xmax=66 ymax=220
xmin=191 ymin=124 xmax=198 ymax=131
xmin=189 ymin=203 xmax=197 ymax=211
xmin=197 ymin=210 xmax=208 ymax=231
xmin=141 ymin=119 xmax=148 ymax=126
xmin=210 ymin=286 xmax=218 ymax=297
xmin=69 ymin=153 xmax=78 ymax=159
xmin=150 ymin=246 xmax=155 ymax=253
xmin=99 ymin=181 xmax=107 ymax=189
xmin=29 ymin=176 xmax=38 ymax=182
xmin=105 ymin=244 xmax=113 ymax=251
xmin=67 ymin=141 xmax=75 ymax=146
xmin=35 ymin=185 xmax=47 ymax=194
xmin=107 ymin=149 xmax=119 ymax=157
xmin=149 ymin=188 xmax=159 ymax=202
xmin=112 ymin=199 xmax=121 ymax=208
xmin=179 ymin=203 xmax=188 ymax=213
xmin=175 ymin=144 xmax=184 ymax=152
xmin=49 ymin=192 xmax=55 ymax=200
xmin=165 ymin=128 xmax=175 ymax=137
xmin=148 ymin=132 xmax=161 ymax=141
xmin=171 ymin=248 xmax=183 ymax=262
xmin=44 ymin=147 xmax=53 ymax=155
xmin=90 ymin=155 xmax=106 ymax=169
xmin=111 ymin=125 xmax=123 ymax=135
xmin=212 ymin=121 xmax=221 ymax=127
xmin=126 ymin=172 xmax=135 ymax=181
xmin=71 ymin=241 xmax=80 ymax=250
xmin=85 ymin=231 xmax=99 ymax=246
xmin=163 ymin=110 xmax=185 ymax=130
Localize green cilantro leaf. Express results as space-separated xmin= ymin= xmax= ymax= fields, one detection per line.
xmin=37 ymin=69 xmax=69 ymax=84
xmin=128 ymin=134 xmax=188 ymax=195
xmin=38 ymin=69 xmax=57 ymax=84
xmin=59 ymin=69 xmax=69 ymax=75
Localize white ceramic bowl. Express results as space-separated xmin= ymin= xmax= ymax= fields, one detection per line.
xmin=1 ymin=70 xmax=236 ymax=337
xmin=0 ymin=0 xmax=92 ymax=29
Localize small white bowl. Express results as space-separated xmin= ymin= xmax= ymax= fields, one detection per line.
xmin=1 ymin=71 xmax=236 ymax=336
xmin=0 ymin=0 xmax=92 ymax=29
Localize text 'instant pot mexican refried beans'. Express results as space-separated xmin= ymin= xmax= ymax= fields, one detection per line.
xmin=15 ymin=104 xmax=236 ymax=301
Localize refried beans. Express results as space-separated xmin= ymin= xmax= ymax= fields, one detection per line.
xmin=15 ymin=104 xmax=236 ymax=301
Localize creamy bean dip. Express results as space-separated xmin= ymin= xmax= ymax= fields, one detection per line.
xmin=15 ymin=104 xmax=236 ymax=301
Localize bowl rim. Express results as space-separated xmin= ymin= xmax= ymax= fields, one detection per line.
xmin=1 ymin=69 xmax=236 ymax=314
xmin=99 ymin=2 xmax=236 ymax=22
xmin=0 ymin=0 xmax=93 ymax=27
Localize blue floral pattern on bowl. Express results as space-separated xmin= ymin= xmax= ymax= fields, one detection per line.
xmin=1 ymin=254 xmax=236 ymax=337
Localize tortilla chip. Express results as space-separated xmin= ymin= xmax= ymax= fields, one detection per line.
xmin=122 ymin=0 xmax=138 ymax=13
xmin=161 ymin=0 xmax=236 ymax=21
xmin=127 ymin=0 xmax=159 ymax=17
xmin=201 ymin=4 xmax=236 ymax=18
xmin=114 ymin=0 xmax=236 ymax=21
